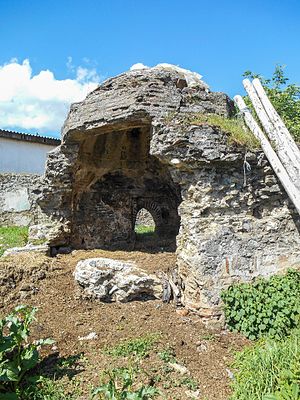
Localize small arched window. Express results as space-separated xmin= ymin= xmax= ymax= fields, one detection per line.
xmin=134 ymin=208 xmax=155 ymax=236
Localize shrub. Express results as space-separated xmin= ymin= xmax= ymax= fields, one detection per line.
xmin=0 ymin=305 xmax=54 ymax=399
xmin=221 ymin=269 xmax=300 ymax=340
xmin=230 ymin=328 xmax=300 ymax=400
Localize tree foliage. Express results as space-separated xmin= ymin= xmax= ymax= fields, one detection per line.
xmin=243 ymin=65 xmax=300 ymax=142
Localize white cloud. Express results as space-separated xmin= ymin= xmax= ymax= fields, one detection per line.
xmin=0 ymin=59 xmax=100 ymax=135
xmin=130 ymin=63 xmax=149 ymax=70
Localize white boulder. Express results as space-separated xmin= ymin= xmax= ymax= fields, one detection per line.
xmin=74 ymin=257 xmax=162 ymax=302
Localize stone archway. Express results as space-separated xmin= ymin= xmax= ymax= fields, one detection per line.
xmin=70 ymin=124 xmax=181 ymax=250
xmin=31 ymin=67 xmax=300 ymax=316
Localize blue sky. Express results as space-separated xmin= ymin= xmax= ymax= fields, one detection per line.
xmin=0 ymin=0 xmax=300 ymax=137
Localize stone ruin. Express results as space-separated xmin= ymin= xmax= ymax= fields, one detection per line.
xmin=30 ymin=67 xmax=300 ymax=318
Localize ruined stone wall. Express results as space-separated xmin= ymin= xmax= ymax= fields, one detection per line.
xmin=30 ymin=67 xmax=300 ymax=316
xmin=151 ymin=122 xmax=300 ymax=316
xmin=0 ymin=173 xmax=42 ymax=226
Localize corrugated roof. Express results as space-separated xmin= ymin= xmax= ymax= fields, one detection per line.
xmin=0 ymin=129 xmax=61 ymax=146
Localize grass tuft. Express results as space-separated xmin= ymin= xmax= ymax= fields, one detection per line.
xmin=230 ymin=328 xmax=300 ymax=400
xmin=165 ymin=112 xmax=260 ymax=150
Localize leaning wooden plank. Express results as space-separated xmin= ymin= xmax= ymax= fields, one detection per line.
xmin=252 ymin=78 xmax=300 ymax=162
xmin=243 ymin=79 xmax=277 ymax=142
xmin=243 ymin=79 xmax=300 ymax=188
xmin=234 ymin=95 xmax=300 ymax=215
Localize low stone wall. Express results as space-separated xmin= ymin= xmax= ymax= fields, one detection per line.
xmin=0 ymin=173 xmax=41 ymax=226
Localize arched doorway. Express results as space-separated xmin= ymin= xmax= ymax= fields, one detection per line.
xmin=134 ymin=208 xmax=155 ymax=236
xmin=71 ymin=124 xmax=181 ymax=251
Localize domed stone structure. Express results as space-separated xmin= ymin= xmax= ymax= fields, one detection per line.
xmin=31 ymin=67 xmax=300 ymax=317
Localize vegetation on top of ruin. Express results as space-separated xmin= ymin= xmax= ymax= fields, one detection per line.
xmin=164 ymin=111 xmax=260 ymax=150
xmin=188 ymin=113 xmax=261 ymax=150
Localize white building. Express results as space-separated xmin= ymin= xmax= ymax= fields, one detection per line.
xmin=0 ymin=129 xmax=60 ymax=174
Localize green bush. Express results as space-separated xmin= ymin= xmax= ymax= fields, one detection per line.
xmin=0 ymin=305 xmax=54 ymax=399
xmin=230 ymin=328 xmax=300 ymax=400
xmin=221 ymin=269 xmax=300 ymax=340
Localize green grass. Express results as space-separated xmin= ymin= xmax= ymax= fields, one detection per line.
xmin=0 ymin=226 xmax=28 ymax=256
xmin=230 ymin=328 xmax=300 ymax=400
xmin=134 ymin=225 xmax=155 ymax=235
xmin=189 ymin=113 xmax=260 ymax=149
xmin=104 ymin=334 xmax=160 ymax=359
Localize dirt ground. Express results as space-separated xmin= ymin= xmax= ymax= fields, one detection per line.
xmin=0 ymin=249 xmax=248 ymax=399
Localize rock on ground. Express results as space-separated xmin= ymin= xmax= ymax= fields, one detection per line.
xmin=74 ymin=257 xmax=162 ymax=302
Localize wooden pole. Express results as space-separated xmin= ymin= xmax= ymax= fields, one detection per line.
xmin=234 ymin=95 xmax=300 ymax=215
xmin=252 ymin=78 xmax=300 ymax=161
xmin=243 ymin=79 xmax=300 ymax=189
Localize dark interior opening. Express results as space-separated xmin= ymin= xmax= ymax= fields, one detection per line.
xmin=70 ymin=124 xmax=181 ymax=252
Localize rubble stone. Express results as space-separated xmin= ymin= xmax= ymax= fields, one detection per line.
xmin=74 ymin=257 xmax=162 ymax=302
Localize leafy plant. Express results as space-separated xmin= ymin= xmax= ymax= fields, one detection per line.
xmin=157 ymin=347 xmax=176 ymax=363
xmin=230 ymin=328 xmax=300 ymax=400
xmin=0 ymin=305 xmax=54 ymax=398
xmin=221 ymin=269 xmax=300 ymax=340
xmin=243 ymin=65 xmax=300 ymax=142
xmin=179 ymin=377 xmax=199 ymax=390
xmin=104 ymin=334 xmax=160 ymax=359
xmin=92 ymin=367 xmax=159 ymax=400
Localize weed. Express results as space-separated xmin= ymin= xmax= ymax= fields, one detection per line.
xmin=180 ymin=377 xmax=199 ymax=390
xmin=92 ymin=367 xmax=159 ymax=399
xmin=104 ymin=334 xmax=160 ymax=359
xmin=221 ymin=269 xmax=300 ymax=340
xmin=0 ymin=305 xmax=54 ymax=398
xmin=157 ymin=347 xmax=176 ymax=363
xmin=22 ymin=376 xmax=81 ymax=400
xmin=199 ymin=333 xmax=216 ymax=341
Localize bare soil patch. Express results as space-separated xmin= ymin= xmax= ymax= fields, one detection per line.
xmin=0 ymin=249 xmax=248 ymax=399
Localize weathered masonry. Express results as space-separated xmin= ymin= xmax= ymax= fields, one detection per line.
xmin=31 ymin=67 xmax=300 ymax=316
